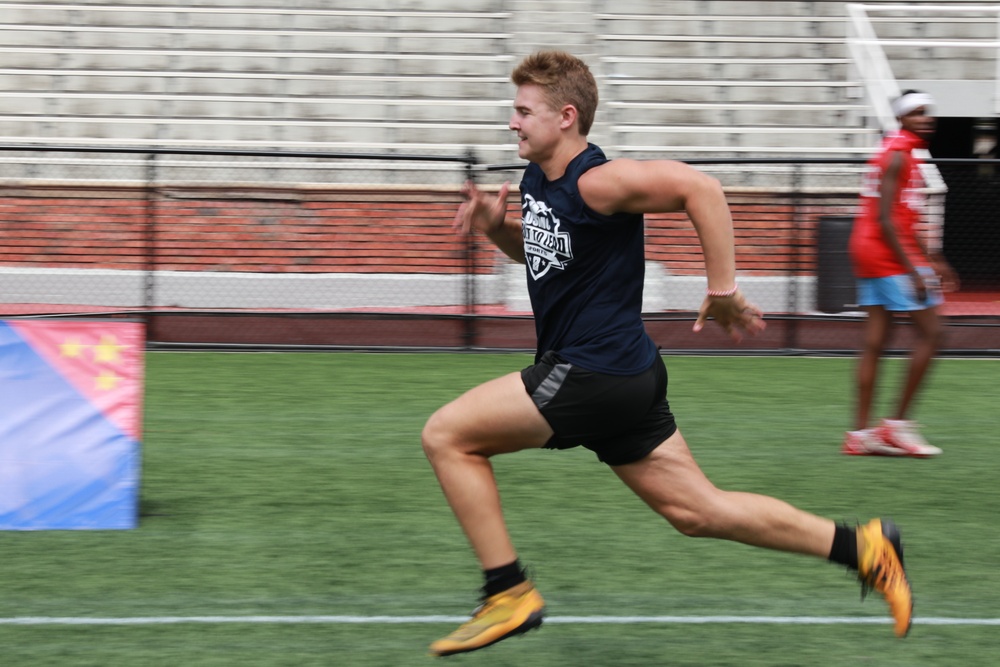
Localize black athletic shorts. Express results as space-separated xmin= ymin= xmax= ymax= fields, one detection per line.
xmin=520 ymin=350 xmax=677 ymax=466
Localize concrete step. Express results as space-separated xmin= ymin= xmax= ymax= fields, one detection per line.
xmin=0 ymin=70 xmax=54 ymax=92
xmin=0 ymin=2 xmax=509 ymax=30
xmin=0 ymin=23 xmax=510 ymax=54
xmin=867 ymin=14 xmax=1000 ymax=39
xmin=610 ymin=124 xmax=877 ymax=150
xmin=0 ymin=92 xmax=511 ymax=124
xmin=607 ymin=143 xmax=875 ymax=160
xmin=599 ymin=35 xmax=846 ymax=59
xmin=0 ymin=93 xmax=47 ymax=114
xmin=0 ymin=46 xmax=515 ymax=77
xmin=0 ymin=28 xmax=69 ymax=47
xmin=598 ymin=15 xmax=847 ymax=39
xmin=603 ymin=1 xmax=850 ymax=17
xmin=602 ymin=56 xmax=850 ymax=81
xmin=606 ymin=101 xmax=866 ymax=127
xmin=605 ymin=79 xmax=857 ymax=104
xmin=889 ymin=57 xmax=998 ymax=81
xmin=282 ymin=53 xmax=515 ymax=77
xmin=0 ymin=115 xmax=515 ymax=146
xmin=42 ymin=70 xmax=513 ymax=98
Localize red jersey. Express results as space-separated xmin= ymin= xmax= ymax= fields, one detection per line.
xmin=849 ymin=129 xmax=929 ymax=278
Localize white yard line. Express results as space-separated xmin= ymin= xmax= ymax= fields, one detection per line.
xmin=1 ymin=615 xmax=998 ymax=626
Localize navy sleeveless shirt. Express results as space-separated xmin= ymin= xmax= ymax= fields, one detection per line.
xmin=519 ymin=144 xmax=658 ymax=375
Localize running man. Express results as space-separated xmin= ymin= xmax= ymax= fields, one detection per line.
xmin=422 ymin=51 xmax=913 ymax=657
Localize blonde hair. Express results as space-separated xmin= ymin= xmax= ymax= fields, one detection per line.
xmin=511 ymin=51 xmax=598 ymax=136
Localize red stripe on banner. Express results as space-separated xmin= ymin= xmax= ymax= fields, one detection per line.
xmin=10 ymin=320 xmax=145 ymax=442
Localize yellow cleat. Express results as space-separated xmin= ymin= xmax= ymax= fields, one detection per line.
xmin=857 ymin=518 xmax=913 ymax=637
xmin=430 ymin=580 xmax=545 ymax=656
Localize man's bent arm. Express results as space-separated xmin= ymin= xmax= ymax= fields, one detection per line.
xmin=579 ymin=159 xmax=737 ymax=291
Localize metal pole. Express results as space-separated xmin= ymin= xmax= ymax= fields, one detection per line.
xmin=143 ymin=153 xmax=157 ymax=342
xmin=785 ymin=163 xmax=803 ymax=351
xmin=463 ymin=149 xmax=477 ymax=350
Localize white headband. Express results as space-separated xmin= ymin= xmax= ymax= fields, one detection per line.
xmin=892 ymin=93 xmax=935 ymax=118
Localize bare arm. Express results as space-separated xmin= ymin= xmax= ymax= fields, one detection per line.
xmin=579 ymin=159 xmax=764 ymax=341
xmin=454 ymin=180 xmax=525 ymax=264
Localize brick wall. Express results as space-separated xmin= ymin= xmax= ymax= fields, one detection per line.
xmin=1 ymin=185 xmax=857 ymax=276
xmin=648 ymin=196 xmax=858 ymax=277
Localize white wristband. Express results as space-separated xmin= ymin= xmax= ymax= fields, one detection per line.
xmin=706 ymin=283 xmax=739 ymax=297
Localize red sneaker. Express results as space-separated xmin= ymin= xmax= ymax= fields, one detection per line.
xmin=877 ymin=419 xmax=942 ymax=457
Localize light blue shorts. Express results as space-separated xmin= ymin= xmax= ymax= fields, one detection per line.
xmin=856 ymin=267 xmax=943 ymax=312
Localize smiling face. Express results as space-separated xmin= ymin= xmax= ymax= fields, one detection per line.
xmin=509 ymin=83 xmax=569 ymax=164
xmin=900 ymin=105 xmax=936 ymax=141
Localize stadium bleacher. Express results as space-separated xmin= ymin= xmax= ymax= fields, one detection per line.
xmin=0 ymin=0 xmax=995 ymax=176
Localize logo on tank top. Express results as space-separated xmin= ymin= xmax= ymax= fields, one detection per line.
xmin=522 ymin=193 xmax=573 ymax=280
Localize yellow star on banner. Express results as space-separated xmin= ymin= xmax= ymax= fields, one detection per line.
xmin=95 ymin=370 xmax=121 ymax=391
xmin=93 ymin=335 xmax=128 ymax=364
xmin=60 ymin=338 xmax=85 ymax=358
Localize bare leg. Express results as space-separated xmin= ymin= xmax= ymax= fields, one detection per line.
xmin=893 ymin=306 xmax=943 ymax=420
xmin=855 ymin=306 xmax=893 ymax=430
xmin=422 ymin=372 xmax=554 ymax=570
xmin=613 ymin=430 xmax=835 ymax=556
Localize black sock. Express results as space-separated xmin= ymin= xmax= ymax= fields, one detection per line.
xmin=483 ymin=560 xmax=527 ymax=597
xmin=828 ymin=523 xmax=859 ymax=570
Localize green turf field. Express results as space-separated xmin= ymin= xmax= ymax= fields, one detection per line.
xmin=2 ymin=352 xmax=997 ymax=666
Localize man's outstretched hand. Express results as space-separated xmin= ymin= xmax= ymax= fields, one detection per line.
xmin=454 ymin=180 xmax=510 ymax=236
xmin=693 ymin=290 xmax=766 ymax=342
